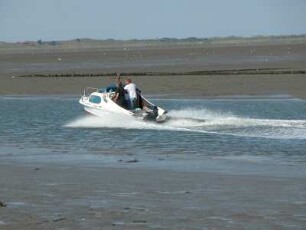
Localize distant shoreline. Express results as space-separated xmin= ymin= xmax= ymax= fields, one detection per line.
xmin=1 ymin=34 xmax=306 ymax=53
xmin=2 ymin=34 xmax=306 ymax=44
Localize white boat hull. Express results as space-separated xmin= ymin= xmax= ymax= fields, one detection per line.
xmin=79 ymin=89 xmax=167 ymax=123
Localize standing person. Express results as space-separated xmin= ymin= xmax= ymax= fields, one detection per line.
xmin=124 ymin=78 xmax=137 ymax=110
xmin=112 ymin=77 xmax=127 ymax=108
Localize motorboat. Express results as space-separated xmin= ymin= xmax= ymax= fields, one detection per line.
xmin=79 ymin=85 xmax=167 ymax=123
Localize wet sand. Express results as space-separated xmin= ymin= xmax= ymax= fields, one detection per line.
xmin=1 ymin=158 xmax=306 ymax=230
xmin=1 ymin=40 xmax=306 ymax=98
xmin=1 ymin=74 xmax=306 ymax=98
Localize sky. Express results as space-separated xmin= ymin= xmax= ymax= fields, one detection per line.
xmin=0 ymin=0 xmax=305 ymax=42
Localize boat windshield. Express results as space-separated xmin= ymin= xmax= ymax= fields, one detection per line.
xmin=104 ymin=84 xmax=141 ymax=94
xmin=105 ymin=84 xmax=117 ymax=92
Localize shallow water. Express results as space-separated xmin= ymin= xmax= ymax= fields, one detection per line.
xmin=1 ymin=95 xmax=306 ymax=229
xmin=0 ymin=96 xmax=305 ymax=166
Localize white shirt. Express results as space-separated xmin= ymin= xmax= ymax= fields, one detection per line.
xmin=124 ymin=83 xmax=137 ymax=99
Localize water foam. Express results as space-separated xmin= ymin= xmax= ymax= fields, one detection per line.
xmin=65 ymin=108 xmax=306 ymax=139
xmin=65 ymin=112 xmax=180 ymax=131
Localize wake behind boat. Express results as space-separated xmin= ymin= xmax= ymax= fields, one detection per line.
xmin=79 ymin=85 xmax=167 ymax=123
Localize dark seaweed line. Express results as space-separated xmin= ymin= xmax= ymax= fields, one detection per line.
xmin=18 ymin=68 xmax=306 ymax=78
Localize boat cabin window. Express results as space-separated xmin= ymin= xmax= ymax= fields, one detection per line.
xmin=89 ymin=95 xmax=101 ymax=104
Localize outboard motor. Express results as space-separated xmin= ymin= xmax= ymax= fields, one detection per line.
xmin=143 ymin=106 xmax=159 ymax=121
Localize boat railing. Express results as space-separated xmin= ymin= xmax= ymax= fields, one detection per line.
xmin=83 ymin=87 xmax=99 ymax=97
xmin=139 ymin=93 xmax=155 ymax=107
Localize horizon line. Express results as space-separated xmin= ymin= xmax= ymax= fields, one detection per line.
xmin=1 ymin=33 xmax=306 ymax=44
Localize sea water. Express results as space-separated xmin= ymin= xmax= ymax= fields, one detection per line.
xmin=0 ymin=96 xmax=305 ymax=174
